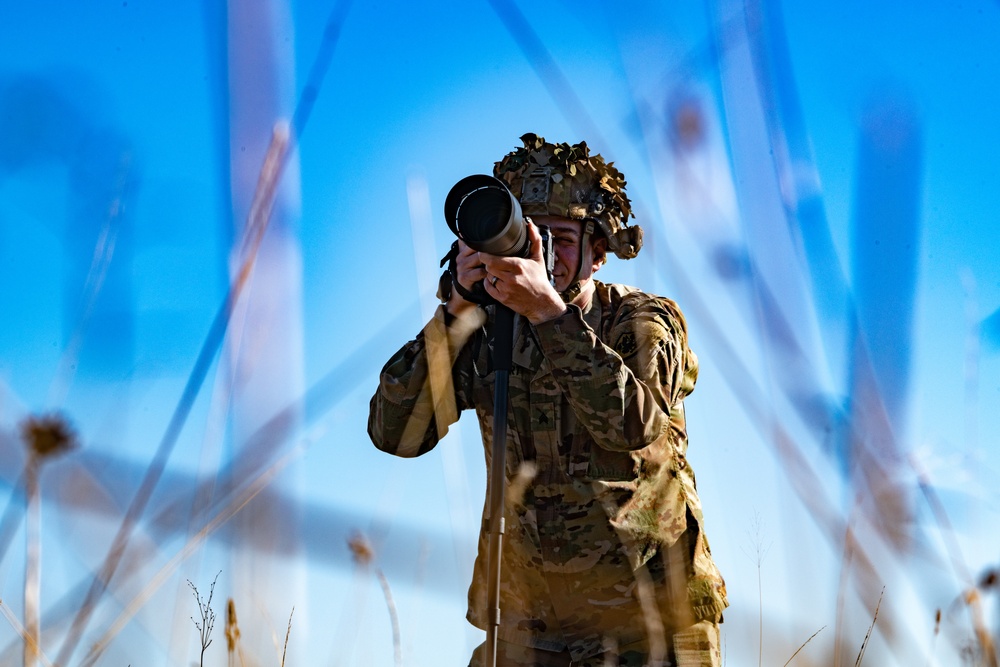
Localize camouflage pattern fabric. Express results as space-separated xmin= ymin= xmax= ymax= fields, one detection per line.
xmin=369 ymin=281 xmax=728 ymax=663
xmin=672 ymin=620 xmax=723 ymax=667
xmin=493 ymin=133 xmax=643 ymax=260
xmin=467 ymin=619 xmax=721 ymax=667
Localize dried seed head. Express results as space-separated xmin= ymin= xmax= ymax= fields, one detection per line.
xmin=20 ymin=414 xmax=77 ymax=460
xmin=225 ymin=598 xmax=240 ymax=652
xmin=348 ymin=532 xmax=374 ymax=566
xmin=979 ymin=568 xmax=998 ymax=590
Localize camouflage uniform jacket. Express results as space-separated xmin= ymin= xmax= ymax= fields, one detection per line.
xmin=368 ymin=281 xmax=728 ymax=660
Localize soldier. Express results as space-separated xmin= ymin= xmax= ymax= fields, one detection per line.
xmin=369 ymin=134 xmax=727 ymax=666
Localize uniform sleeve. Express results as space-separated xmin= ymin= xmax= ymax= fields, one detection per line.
xmin=368 ymin=304 xmax=485 ymax=457
xmin=531 ymin=293 xmax=697 ymax=452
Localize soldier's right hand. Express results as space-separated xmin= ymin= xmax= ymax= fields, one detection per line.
xmin=447 ymin=240 xmax=485 ymax=317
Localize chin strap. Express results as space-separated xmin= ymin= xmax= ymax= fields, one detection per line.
xmin=559 ymin=219 xmax=595 ymax=303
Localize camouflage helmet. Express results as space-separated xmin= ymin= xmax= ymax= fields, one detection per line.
xmin=493 ymin=133 xmax=643 ymax=259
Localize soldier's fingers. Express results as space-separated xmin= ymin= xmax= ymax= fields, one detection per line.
xmin=479 ymin=253 xmax=519 ymax=277
xmin=456 ymin=251 xmax=483 ymax=271
xmin=478 ymin=253 xmax=498 ymax=273
xmin=455 ymin=260 xmax=487 ymax=291
xmin=457 ymin=241 xmax=478 ymax=259
xmin=526 ymin=221 xmax=544 ymax=261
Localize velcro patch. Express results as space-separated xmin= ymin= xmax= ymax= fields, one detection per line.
xmin=614 ymin=331 xmax=638 ymax=358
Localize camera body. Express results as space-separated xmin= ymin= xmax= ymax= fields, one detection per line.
xmin=444 ymin=174 xmax=554 ymax=304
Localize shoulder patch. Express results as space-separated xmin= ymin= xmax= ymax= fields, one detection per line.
xmin=615 ymin=330 xmax=638 ymax=358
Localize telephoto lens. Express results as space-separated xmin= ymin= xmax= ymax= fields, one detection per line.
xmin=444 ymin=175 xmax=529 ymax=258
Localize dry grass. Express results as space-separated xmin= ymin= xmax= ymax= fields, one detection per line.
xmin=0 ymin=600 xmax=54 ymax=667
xmin=349 ymin=532 xmax=402 ymax=667
xmin=188 ymin=571 xmax=220 ymax=667
xmin=782 ymin=625 xmax=826 ymax=667
xmin=1 ymin=453 xmax=997 ymax=665
xmin=853 ymin=587 xmax=883 ymax=667
xmin=742 ymin=511 xmax=771 ymax=667
xmin=281 ymin=608 xmax=295 ymax=667
xmin=2 ymin=405 xmax=997 ymax=667
xmin=225 ymin=598 xmax=245 ymax=667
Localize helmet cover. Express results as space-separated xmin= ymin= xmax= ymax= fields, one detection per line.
xmin=493 ymin=133 xmax=643 ymax=259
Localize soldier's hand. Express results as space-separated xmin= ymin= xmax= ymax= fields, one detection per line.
xmin=481 ymin=221 xmax=567 ymax=325
xmin=446 ymin=240 xmax=484 ymax=317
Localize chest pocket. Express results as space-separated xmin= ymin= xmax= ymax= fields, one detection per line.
xmin=582 ymin=441 xmax=638 ymax=481
xmin=518 ymin=356 xmax=555 ymax=473
xmin=527 ymin=393 xmax=558 ymax=472
xmin=527 ymin=372 xmax=635 ymax=482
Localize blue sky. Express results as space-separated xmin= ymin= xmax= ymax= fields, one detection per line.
xmin=2 ymin=1 xmax=999 ymax=665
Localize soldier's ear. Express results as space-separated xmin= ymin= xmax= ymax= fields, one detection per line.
xmin=592 ymin=237 xmax=608 ymax=271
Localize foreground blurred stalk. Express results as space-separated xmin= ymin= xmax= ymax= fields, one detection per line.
xmin=222 ymin=0 xmax=307 ymax=661
xmin=23 ymin=456 xmax=38 ymax=667
xmin=20 ymin=416 xmax=76 ymax=667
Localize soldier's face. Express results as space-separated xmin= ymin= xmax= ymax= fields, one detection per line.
xmin=532 ymin=216 xmax=608 ymax=293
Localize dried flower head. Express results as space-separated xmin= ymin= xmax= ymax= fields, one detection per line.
xmin=348 ymin=532 xmax=374 ymax=567
xmin=20 ymin=414 xmax=77 ymax=460
xmin=225 ymin=598 xmax=241 ymax=653
xmin=979 ymin=568 xmax=998 ymax=591
xmin=668 ymin=96 xmax=707 ymax=153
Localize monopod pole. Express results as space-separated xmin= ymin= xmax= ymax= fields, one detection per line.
xmin=485 ymin=304 xmax=514 ymax=667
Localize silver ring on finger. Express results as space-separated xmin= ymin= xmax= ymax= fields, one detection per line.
xmin=490 ymin=275 xmax=499 ymax=287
